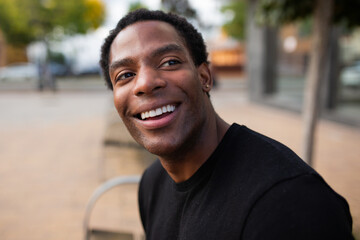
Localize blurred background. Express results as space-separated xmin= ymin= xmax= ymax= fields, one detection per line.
xmin=0 ymin=0 xmax=359 ymax=239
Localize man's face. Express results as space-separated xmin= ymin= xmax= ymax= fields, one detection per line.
xmin=109 ymin=20 xmax=210 ymax=158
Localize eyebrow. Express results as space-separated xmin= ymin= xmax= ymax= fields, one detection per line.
xmin=109 ymin=43 xmax=185 ymax=73
xmin=109 ymin=58 xmax=136 ymax=73
xmin=149 ymin=44 xmax=185 ymax=59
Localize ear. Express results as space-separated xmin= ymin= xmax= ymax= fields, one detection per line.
xmin=197 ymin=63 xmax=212 ymax=93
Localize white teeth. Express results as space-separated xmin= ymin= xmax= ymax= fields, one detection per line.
xmin=140 ymin=104 xmax=176 ymax=120
xmin=149 ymin=110 xmax=156 ymax=117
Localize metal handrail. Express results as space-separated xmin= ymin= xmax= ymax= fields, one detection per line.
xmin=83 ymin=175 xmax=141 ymax=240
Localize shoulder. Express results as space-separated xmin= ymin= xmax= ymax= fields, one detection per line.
xmin=235 ymin=124 xmax=308 ymax=167
xmin=227 ymin=124 xmax=307 ymax=166
xmin=242 ymin=174 xmax=354 ymax=239
xmin=219 ymin=124 xmax=316 ymax=190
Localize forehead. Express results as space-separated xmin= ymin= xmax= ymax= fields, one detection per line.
xmin=109 ymin=20 xmax=188 ymax=63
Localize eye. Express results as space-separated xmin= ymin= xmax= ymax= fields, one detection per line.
xmin=116 ymin=72 xmax=136 ymax=82
xmin=161 ymin=59 xmax=181 ymax=67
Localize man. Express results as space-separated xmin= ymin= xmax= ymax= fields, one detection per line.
xmin=100 ymin=9 xmax=353 ymax=240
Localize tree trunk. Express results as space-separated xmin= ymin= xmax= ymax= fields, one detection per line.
xmin=302 ymin=0 xmax=333 ymax=165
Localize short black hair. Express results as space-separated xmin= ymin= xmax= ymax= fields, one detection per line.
xmin=99 ymin=9 xmax=209 ymax=90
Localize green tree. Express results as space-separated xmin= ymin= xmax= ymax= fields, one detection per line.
xmin=129 ymin=1 xmax=148 ymax=12
xmin=0 ymin=0 xmax=105 ymax=46
xmin=0 ymin=0 xmax=105 ymax=90
xmin=221 ymin=0 xmax=247 ymax=41
xmin=256 ymin=0 xmax=360 ymax=165
xmin=161 ymin=0 xmax=198 ymax=21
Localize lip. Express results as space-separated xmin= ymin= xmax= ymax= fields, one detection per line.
xmin=134 ymin=103 xmax=179 ymax=130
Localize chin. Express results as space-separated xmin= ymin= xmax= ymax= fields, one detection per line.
xmin=125 ymin=119 xmax=203 ymax=159
xmin=142 ymin=140 xmax=180 ymax=157
xmin=142 ymin=135 xmax=198 ymax=162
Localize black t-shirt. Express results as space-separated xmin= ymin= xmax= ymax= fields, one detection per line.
xmin=138 ymin=124 xmax=353 ymax=239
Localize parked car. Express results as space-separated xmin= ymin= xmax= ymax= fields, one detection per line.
xmin=0 ymin=62 xmax=38 ymax=82
xmin=72 ymin=63 xmax=101 ymax=76
xmin=49 ymin=62 xmax=69 ymax=76
xmin=341 ymin=61 xmax=360 ymax=88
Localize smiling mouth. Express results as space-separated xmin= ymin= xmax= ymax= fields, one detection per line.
xmin=138 ymin=104 xmax=176 ymax=120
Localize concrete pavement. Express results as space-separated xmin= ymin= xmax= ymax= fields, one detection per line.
xmin=0 ymin=76 xmax=359 ymax=239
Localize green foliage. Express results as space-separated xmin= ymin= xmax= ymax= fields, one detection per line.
xmin=256 ymin=0 xmax=313 ymax=25
xmin=161 ymin=0 xmax=197 ymax=20
xmin=333 ymin=0 xmax=360 ymax=28
xmin=221 ymin=0 xmax=247 ymax=40
xmin=0 ymin=0 xmax=105 ymax=46
xmin=161 ymin=0 xmax=209 ymax=28
xmin=48 ymin=50 xmax=66 ymax=64
xmin=257 ymin=0 xmax=360 ymax=28
xmin=298 ymin=17 xmax=313 ymax=38
xmin=129 ymin=1 xmax=148 ymax=12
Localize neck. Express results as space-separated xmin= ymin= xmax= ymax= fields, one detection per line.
xmin=159 ymin=113 xmax=230 ymax=183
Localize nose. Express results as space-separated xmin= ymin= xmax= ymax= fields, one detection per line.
xmin=133 ymin=66 xmax=166 ymax=96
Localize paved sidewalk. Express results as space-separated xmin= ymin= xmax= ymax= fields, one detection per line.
xmin=0 ymin=91 xmax=110 ymax=240
xmin=0 ymin=77 xmax=359 ymax=239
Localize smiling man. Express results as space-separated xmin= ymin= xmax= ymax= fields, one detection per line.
xmin=100 ymin=9 xmax=353 ymax=240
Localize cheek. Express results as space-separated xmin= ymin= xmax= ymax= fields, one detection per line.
xmin=173 ymin=70 xmax=202 ymax=92
xmin=113 ymin=89 xmax=128 ymax=118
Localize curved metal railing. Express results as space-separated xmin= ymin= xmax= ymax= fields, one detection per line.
xmin=83 ymin=175 xmax=141 ymax=240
